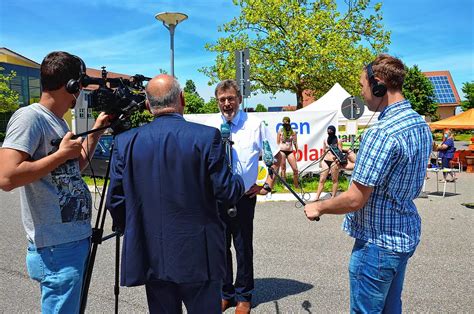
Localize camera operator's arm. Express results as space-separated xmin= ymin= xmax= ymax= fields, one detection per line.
xmin=304 ymin=181 xmax=373 ymax=220
xmin=79 ymin=112 xmax=111 ymax=170
xmin=0 ymin=132 xmax=83 ymax=191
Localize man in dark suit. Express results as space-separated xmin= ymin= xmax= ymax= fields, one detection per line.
xmin=106 ymin=74 xmax=244 ymax=313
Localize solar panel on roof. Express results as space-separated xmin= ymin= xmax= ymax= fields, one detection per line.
xmin=427 ymin=76 xmax=456 ymax=103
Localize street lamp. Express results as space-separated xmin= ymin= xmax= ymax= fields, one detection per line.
xmin=155 ymin=12 xmax=188 ymax=77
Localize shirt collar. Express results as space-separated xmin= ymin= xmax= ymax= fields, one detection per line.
xmin=221 ymin=109 xmax=242 ymax=126
xmin=378 ymin=99 xmax=411 ymax=120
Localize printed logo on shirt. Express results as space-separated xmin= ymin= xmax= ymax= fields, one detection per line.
xmin=51 ymin=160 xmax=92 ymax=223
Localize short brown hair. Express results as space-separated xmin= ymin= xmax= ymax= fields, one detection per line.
xmin=214 ymin=79 xmax=241 ymax=98
xmin=40 ymin=51 xmax=83 ymax=91
xmin=369 ymin=54 xmax=406 ymax=91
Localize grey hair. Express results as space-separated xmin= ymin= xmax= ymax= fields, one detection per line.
xmin=146 ymin=79 xmax=182 ymax=113
xmin=214 ymin=79 xmax=241 ymax=98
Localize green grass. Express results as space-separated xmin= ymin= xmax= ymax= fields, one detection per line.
xmin=82 ymin=176 xmax=104 ymax=187
xmin=82 ymin=174 xmax=351 ymax=195
xmin=271 ymin=173 xmax=350 ymax=194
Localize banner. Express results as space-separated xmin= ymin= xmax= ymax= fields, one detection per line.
xmin=185 ymin=110 xmax=338 ymax=174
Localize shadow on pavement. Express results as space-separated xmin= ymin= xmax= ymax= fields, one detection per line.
xmin=252 ymin=277 xmax=313 ymax=308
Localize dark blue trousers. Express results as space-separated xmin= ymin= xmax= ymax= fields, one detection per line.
xmin=145 ymin=279 xmax=221 ymax=314
xmin=221 ymin=195 xmax=257 ymax=302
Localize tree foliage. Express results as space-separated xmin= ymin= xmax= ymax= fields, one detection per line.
xmin=201 ymin=97 xmax=220 ymax=113
xmin=129 ymin=110 xmax=154 ymax=128
xmin=184 ymin=91 xmax=206 ymax=114
xmin=0 ymin=68 xmax=20 ymax=113
xmin=183 ymin=79 xmax=220 ymax=114
xmin=460 ymin=81 xmax=474 ymax=111
xmin=201 ymin=0 xmax=390 ymax=109
xmin=402 ymin=65 xmax=438 ymax=119
xmin=184 ymin=79 xmax=198 ymax=95
xmin=255 ymin=103 xmax=268 ymax=112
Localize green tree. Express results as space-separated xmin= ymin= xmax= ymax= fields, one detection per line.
xmin=201 ymin=97 xmax=220 ymax=113
xmin=184 ymin=79 xmax=198 ymax=95
xmin=460 ymin=81 xmax=474 ymax=111
xmin=201 ymin=0 xmax=390 ymax=109
xmin=402 ymin=65 xmax=438 ymax=119
xmin=255 ymin=103 xmax=268 ymax=112
xmin=183 ymin=79 xmax=220 ymax=114
xmin=184 ymin=91 xmax=206 ymax=114
xmin=129 ymin=110 xmax=154 ymax=128
xmin=0 ymin=68 xmax=20 ymax=113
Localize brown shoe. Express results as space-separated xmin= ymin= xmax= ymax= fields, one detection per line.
xmin=235 ymin=301 xmax=251 ymax=314
xmin=221 ymin=299 xmax=235 ymax=312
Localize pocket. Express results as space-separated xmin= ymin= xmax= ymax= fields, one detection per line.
xmin=26 ymin=247 xmax=45 ymax=282
xmin=378 ymin=250 xmax=402 ymax=281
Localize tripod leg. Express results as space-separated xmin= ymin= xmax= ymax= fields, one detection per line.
xmin=80 ymin=138 xmax=115 ymax=313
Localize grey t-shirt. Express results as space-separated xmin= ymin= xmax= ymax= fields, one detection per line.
xmin=2 ymin=103 xmax=92 ymax=248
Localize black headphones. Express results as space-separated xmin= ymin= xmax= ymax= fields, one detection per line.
xmin=366 ymin=62 xmax=387 ymax=97
xmin=65 ymin=55 xmax=86 ymax=94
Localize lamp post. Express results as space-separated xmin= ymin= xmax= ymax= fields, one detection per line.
xmin=155 ymin=12 xmax=188 ymax=77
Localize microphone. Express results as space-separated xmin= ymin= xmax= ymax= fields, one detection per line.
xmin=263 ymin=140 xmax=275 ymax=167
xmin=220 ymin=123 xmax=231 ymax=141
xmin=220 ymin=122 xmax=237 ymax=218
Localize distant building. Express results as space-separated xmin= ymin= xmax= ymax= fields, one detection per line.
xmin=423 ymin=71 xmax=461 ymax=120
xmin=0 ymin=48 xmax=41 ymax=132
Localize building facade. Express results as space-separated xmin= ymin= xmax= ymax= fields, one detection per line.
xmin=423 ymin=71 xmax=461 ymax=120
xmin=0 ymin=48 xmax=41 ymax=133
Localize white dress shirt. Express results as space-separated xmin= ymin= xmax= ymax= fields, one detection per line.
xmin=206 ymin=110 xmax=278 ymax=192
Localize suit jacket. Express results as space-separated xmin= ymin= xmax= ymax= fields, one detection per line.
xmin=106 ymin=114 xmax=244 ymax=286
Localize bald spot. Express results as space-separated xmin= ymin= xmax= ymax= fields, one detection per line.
xmin=146 ymin=74 xmax=175 ymax=98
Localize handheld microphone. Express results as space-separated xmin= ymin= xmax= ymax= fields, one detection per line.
xmin=220 ymin=122 xmax=231 ymax=140
xmin=263 ymin=140 xmax=275 ymax=167
xmin=220 ymin=122 xmax=237 ymax=218
xmin=262 ymin=140 xmax=319 ymax=222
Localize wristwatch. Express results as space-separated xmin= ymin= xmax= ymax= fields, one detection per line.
xmin=263 ymin=183 xmax=272 ymax=192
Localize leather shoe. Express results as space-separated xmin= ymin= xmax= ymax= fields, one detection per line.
xmin=221 ymin=299 xmax=235 ymax=312
xmin=235 ymin=301 xmax=251 ymax=314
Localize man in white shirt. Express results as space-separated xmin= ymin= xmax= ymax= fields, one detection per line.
xmin=206 ymin=79 xmax=279 ymax=314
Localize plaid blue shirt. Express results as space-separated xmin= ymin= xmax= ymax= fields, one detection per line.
xmin=343 ymin=100 xmax=432 ymax=253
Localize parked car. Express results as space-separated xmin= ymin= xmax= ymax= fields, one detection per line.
xmin=82 ymin=135 xmax=113 ymax=178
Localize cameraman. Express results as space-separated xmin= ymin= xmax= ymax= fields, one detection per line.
xmin=0 ymin=51 xmax=110 ymax=312
xmin=105 ymin=74 xmax=244 ymax=313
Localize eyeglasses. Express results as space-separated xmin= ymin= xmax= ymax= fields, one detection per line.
xmin=218 ymin=96 xmax=237 ymax=104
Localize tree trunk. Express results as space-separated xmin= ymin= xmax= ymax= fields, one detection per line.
xmin=296 ymin=88 xmax=304 ymax=110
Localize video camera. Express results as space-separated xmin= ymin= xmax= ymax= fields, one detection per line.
xmin=82 ymin=67 xmax=150 ymax=131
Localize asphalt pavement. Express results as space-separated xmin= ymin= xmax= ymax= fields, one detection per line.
xmin=0 ymin=172 xmax=473 ymax=313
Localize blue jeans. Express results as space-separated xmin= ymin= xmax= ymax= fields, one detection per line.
xmin=26 ymin=238 xmax=90 ymax=313
xmin=349 ymin=239 xmax=415 ymax=314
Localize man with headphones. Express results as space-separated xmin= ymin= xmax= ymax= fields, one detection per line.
xmin=305 ymin=54 xmax=432 ymax=313
xmin=0 ymin=51 xmax=110 ymax=312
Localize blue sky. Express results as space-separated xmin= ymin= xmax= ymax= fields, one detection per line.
xmin=1 ymin=0 xmax=472 ymax=107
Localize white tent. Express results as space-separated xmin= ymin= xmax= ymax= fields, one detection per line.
xmin=298 ymin=83 xmax=379 ymax=126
